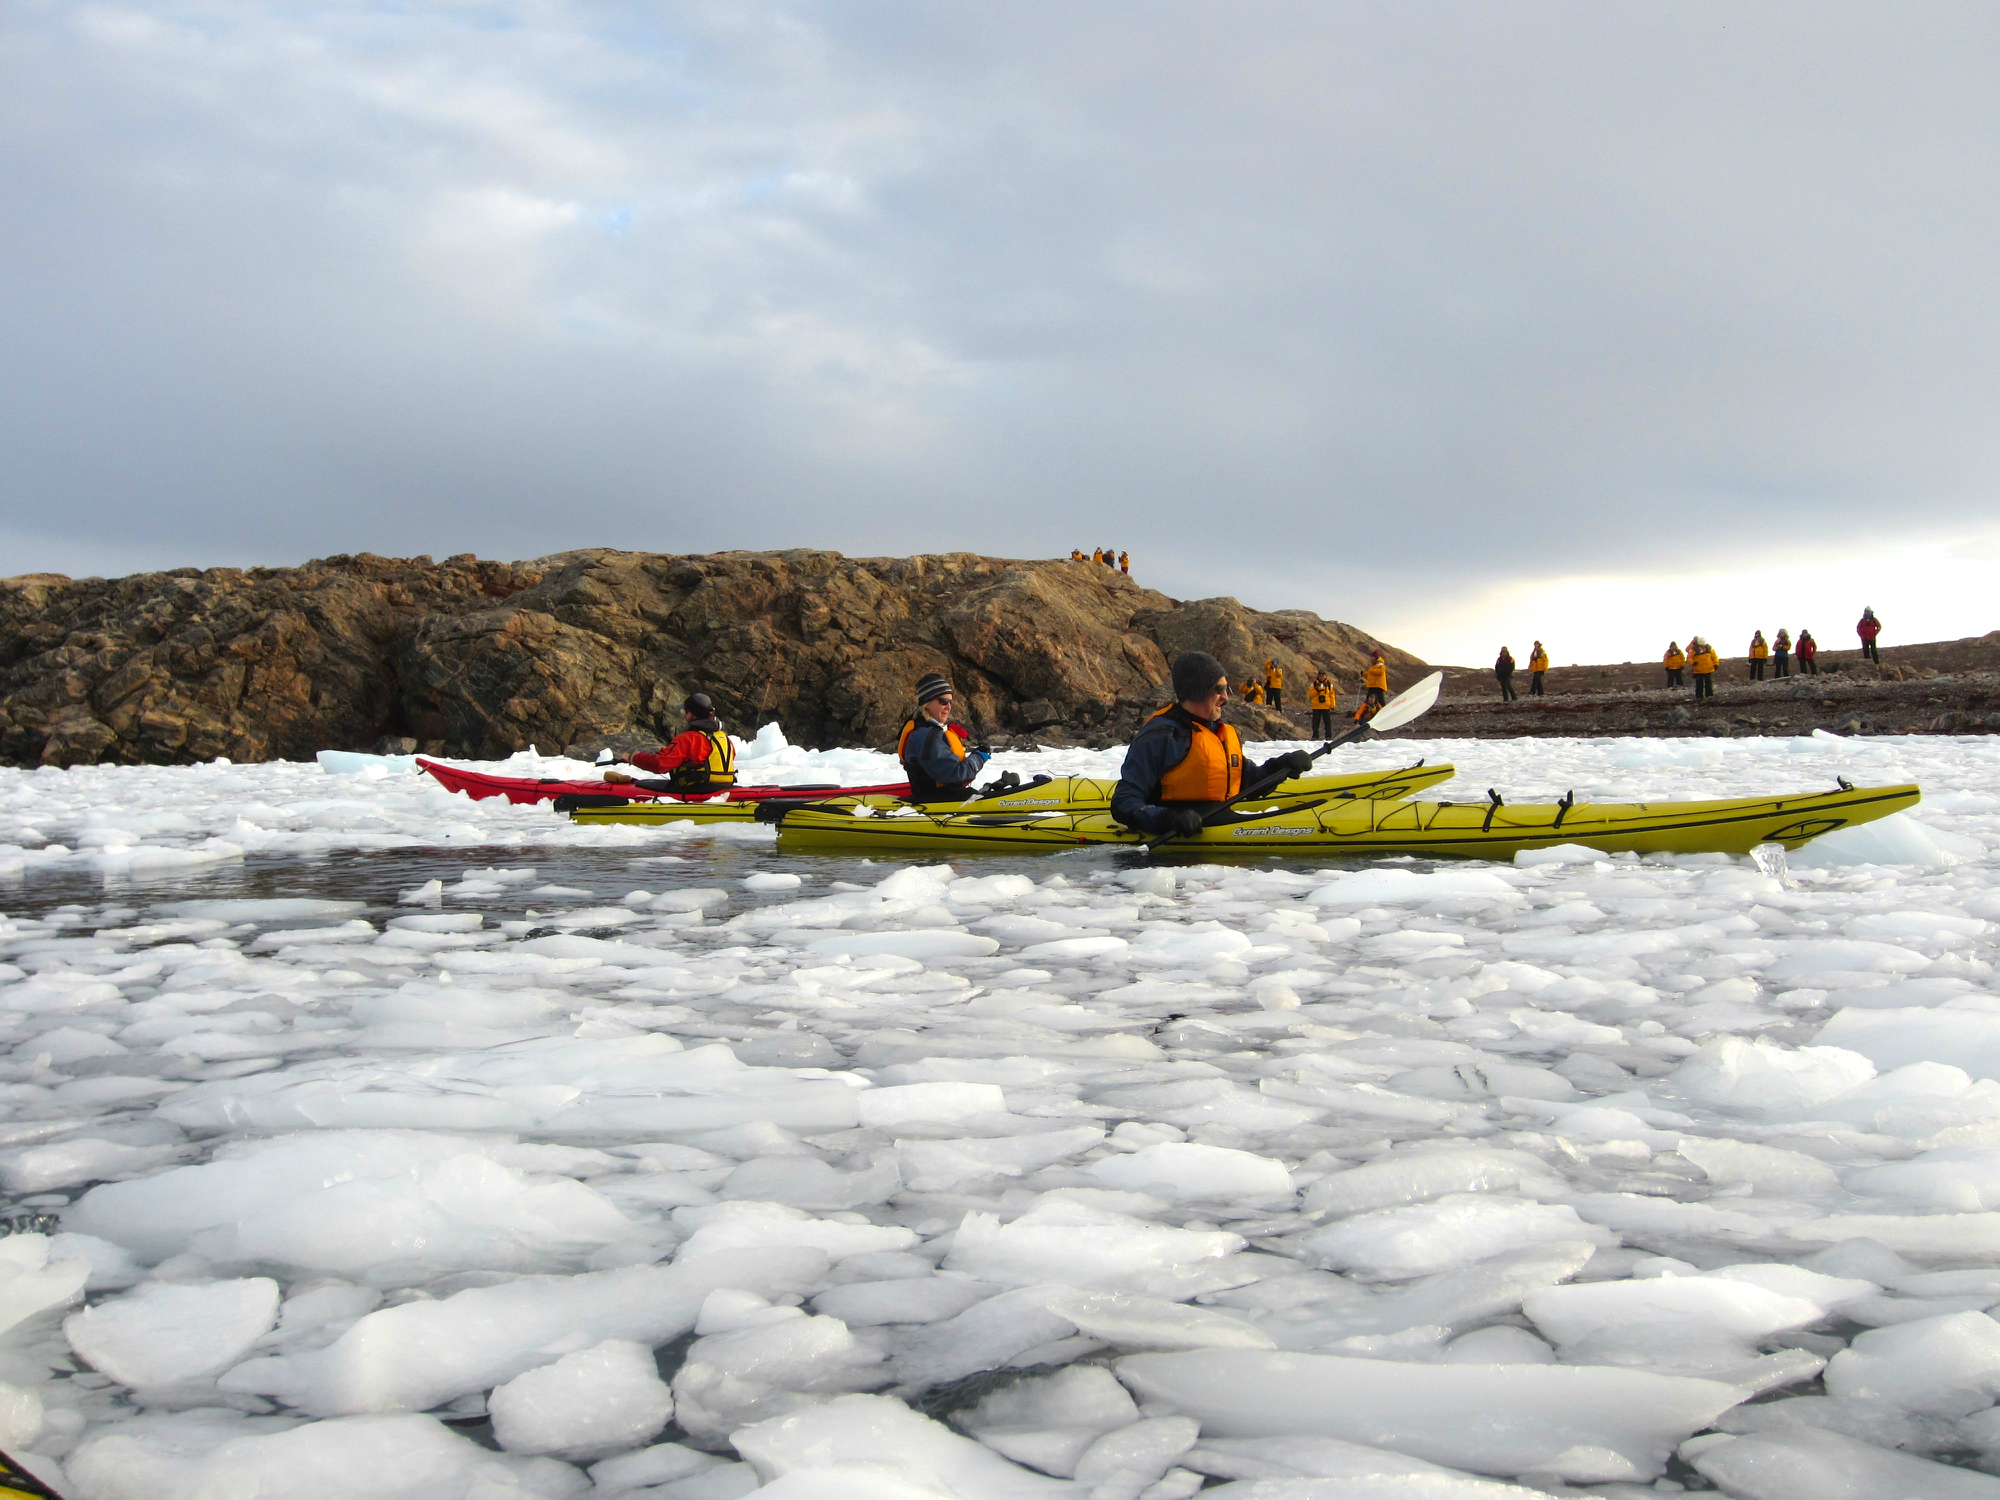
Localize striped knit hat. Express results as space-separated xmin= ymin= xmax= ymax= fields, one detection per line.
xmin=916 ymin=673 xmax=954 ymax=706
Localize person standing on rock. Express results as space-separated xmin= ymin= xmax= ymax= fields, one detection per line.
xmin=1495 ymin=647 xmax=1518 ymax=701
xmin=1240 ymin=675 xmax=1265 ymax=705
xmin=601 ymin=694 xmax=737 ymax=792
xmin=1797 ymin=629 xmax=1819 ymax=675
xmin=1264 ymin=660 xmax=1284 ymax=711
xmin=1773 ymin=629 xmax=1791 ymax=678
xmin=1690 ymin=639 xmax=1718 ymax=700
xmin=1091 ymin=548 xmax=1104 ymax=566
xmin=1071 ymin=549 xmax=1083 ymax=562
xmin=1308 ymin=670 xmax=1339 ymax=735
xmin=1363 ymin=651 xmax=1390 ymax=709
xmin=1748 ymin=630 xmax=1769 ymax=680
xmin=898 ymin=674 xmax=990 ymax=803
xmin=1858 ymin=607 xmax=1882 ymax=662
xmin=1527 ymin=642 xmax=1549 ymax=696
xmin=1111 ymin=652 xmax=1315 ymax=838
xmin=1664 ymin=642 xmax=1685 ymax=688
xmin=1119 ymin=551 xmax=1130 ymax=575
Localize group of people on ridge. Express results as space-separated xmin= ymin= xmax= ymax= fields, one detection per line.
xmin=1071 ymin=549 xmax=1131 ymax=575
xmin=1238 ymin=653 xmax=1387 ymax=733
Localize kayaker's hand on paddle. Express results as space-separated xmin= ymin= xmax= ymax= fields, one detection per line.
xmin=1165 ymin=808 xmax=1204 ymax=838
xmin=1266 ymin=751 xmax=1314 ymax=781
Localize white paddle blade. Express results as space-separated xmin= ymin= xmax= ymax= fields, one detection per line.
xmin=1369 ymin=670 xmax=1443 ymax=731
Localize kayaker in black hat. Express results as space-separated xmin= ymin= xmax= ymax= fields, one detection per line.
xmin=602 ymin=694 xmax=737 ymax=791
xmin=1110 ymin=652 xmax=1315 ymax=838
xmin=898 ymin=673 xmax=991 ymax=802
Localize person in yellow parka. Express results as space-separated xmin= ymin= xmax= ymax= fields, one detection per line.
xmin=1690 ymin=638 xmax=1718 ymax=700
xmin=1240 ymin=676 xmax=1266 ymax=705
xmin=1264 ymin=659 xmax=1285 ymax=711
xmin=1749 ymin=630 xmax=1769 ymax=681
xmin=1070 ymin=548 xmax=1083 ymax=562
xmin=1090 ymin=548 xmax=1104 ymax=565
xmin=1363 ymin=651 xmax=1389 ymax=708
xmin=1664 ymin=641 xmax=1686 ymax=688
xmin=1528 ymin=641 xmax=1549 ymax=696
xmin=1308 ymin=670 xmax=1338 ymax=737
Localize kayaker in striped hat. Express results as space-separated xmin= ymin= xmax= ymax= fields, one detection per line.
xmin=898 ymin=673 xmax=991 ymax=803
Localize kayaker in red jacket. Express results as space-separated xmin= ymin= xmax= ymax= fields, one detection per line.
xmin=1857 ymin=607 xmax=1882 ymax=663
xmin=603 ymin=695 xmax=737 ymax=791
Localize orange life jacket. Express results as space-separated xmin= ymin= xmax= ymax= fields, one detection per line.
xmin=1153 ymin=709 xmax=1243 ymax=802
xmin=898 ymin=716 xmax=967 ymax=761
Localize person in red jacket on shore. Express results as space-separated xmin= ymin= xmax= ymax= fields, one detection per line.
xmin=1857 ymin=607 xmax=1882 ymax=663
xmin=1796 ymin=629 xmax=1819 ymax=675
xmin=602 ymin=694 xmax=737 ymax=792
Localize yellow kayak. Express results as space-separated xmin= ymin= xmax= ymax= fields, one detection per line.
xmin=565 ymin=761 xmax=1457 ymax=827
xmin=772 ymin=781 xmax=1922 ymax=859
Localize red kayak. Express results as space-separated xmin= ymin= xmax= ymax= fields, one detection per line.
xmin=417 ymin=758 xmax=910 ymax=807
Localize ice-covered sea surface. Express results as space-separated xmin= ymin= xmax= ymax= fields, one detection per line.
xmin=3 ymin=727 xmax=2000 ymax=1499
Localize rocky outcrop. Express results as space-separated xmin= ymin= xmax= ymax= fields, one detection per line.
xmin=0 ymin=550 xmax=1427 ymax=767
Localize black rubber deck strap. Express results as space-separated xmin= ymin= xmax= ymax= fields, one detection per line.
xmin=1483 ymin=789 xmax=1504 ymax=832
xmin=1553 ymin=791 xmax=1575 ymax=829
xmin=1837 ymin=777 xmax=1854 ymax=790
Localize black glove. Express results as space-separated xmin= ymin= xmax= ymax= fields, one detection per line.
xmin=1270 ymin=751 xmax=1315 ymax=780
xmin=1167 ymin=808 xmax=1205 ymax=838
xmin=973 ymin=744 xmax=992 ymax=757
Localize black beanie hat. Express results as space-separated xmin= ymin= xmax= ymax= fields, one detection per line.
xmin=683 ymin=692 xmax=714 ymax=715
xmin=916 ymin=673 xmax=954 ymax=706
xmin=1171 ymin=651 xmax=1228 ymax=702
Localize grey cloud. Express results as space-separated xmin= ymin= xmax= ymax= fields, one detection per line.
xmin=2 ymin=1 xmax=1996 ymax=634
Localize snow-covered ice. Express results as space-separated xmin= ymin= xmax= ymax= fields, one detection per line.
xmin=3 ymin=727 xmax=2000 ymax=1494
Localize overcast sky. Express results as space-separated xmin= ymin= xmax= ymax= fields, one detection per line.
xmin=4 ymin=2 xmax=1996 ymax=664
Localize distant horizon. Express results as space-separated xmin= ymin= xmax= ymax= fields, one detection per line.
xmin=8 ymin=538 xmax=1990 ymax=675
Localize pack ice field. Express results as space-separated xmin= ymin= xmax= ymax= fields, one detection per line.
xmin=1 ymin=728 xmax=1999 ymax=1500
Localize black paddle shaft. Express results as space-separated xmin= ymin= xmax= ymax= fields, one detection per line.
xmin=1142 ymin=728 xmax=1358 ymax=854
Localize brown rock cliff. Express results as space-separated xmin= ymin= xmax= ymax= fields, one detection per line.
xmin=0 ymin=550 xmax=1426 ymax=766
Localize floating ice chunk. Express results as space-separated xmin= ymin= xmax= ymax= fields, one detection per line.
xmin=217 ymin=1246 xmax=826 ymax=1416
xmin=675 ymin=1202 xmax=917 ymax=1261
xmin=806 ymin=931 xmax=999 ymax=960
xmin=1049 ymin=1289 xmax=1273 ymax=1351
xmin=1817 ymin=1007 xmax=2000 ymax=1083
xmin=943 ymin=1200 xmax=1246 ymax=1299
xmin=733 ymin=1393 xmax=1076 ymax=1498
xmin=812 ymin=1279 xmax=993 ymax=1327
xmin=1116 ymin=1350 xmax=1742 ymax=1482
xmin=896 ymin=1127 xmax=1104 ymax=1193
xmin=1785 ymin=1210 xmax=2000 ymax=1258
xmin=1523 ymin=1276 xmax=1824 ymax=1362
xmin=1440 ymin=1325 xmax=1556 ymax=1365
xmin=1513 ymin=844 xmax=1603 ymax=867
xmin=1304 ymin=869 xmax=1514 ymax=905
xmin=1685 ymin=1427 xmax=2000 ymax=1500
xmin=1822 ymin=1311 xmax=2000 ymax=1416
xmin=1087 ymin=1143 xmax=1292 ymax=1203
xmin=67 ymin=1410 xmax=581 ymax=1500
xmin=1676 ymin=1137 xmax=1840 ymax=1196
xmin=0 ymin=1136 xmax=182 ymax=1195
xmin=954 ymin=1362 xmax=1139 ymax=1477
xmin=66 ymin=1278 xmax=278 ymax=1389
xmin=397 ymin=880 xmax=444 ymax=906
xmin=1788 ymin=812 xmax=1975 ymax=870
xmin=0 ymin=1235 xmax=90 ymax=1341
xmin=1846 ymin=1147 xmax=2000 ymax=1210
xmin=858 ymin=1082 xmax=1007 ymax=1128
xmin=672 ymin=1297 xmax=888 ymax=1443
xmin=1303 ymin=1150 xmax=1561 ymax=1217
xmin=745 ymin=872 xmax=803 ymax=891
xmin=1072 ymin=1415 xmax=1199 ymax=1493
xmin=1307 ymin=1197 xmax=1611 ymax=1281
xmin=488 ymin=1339 xmax=673 ymax=1459
xmin=1672 ymin=1036 xmax=1876 ymax=1115
xmin=587 ymin=1442 xmax=726 ymax=1495
xmin=1763 ymin=940 xmax=1932 ymax=981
